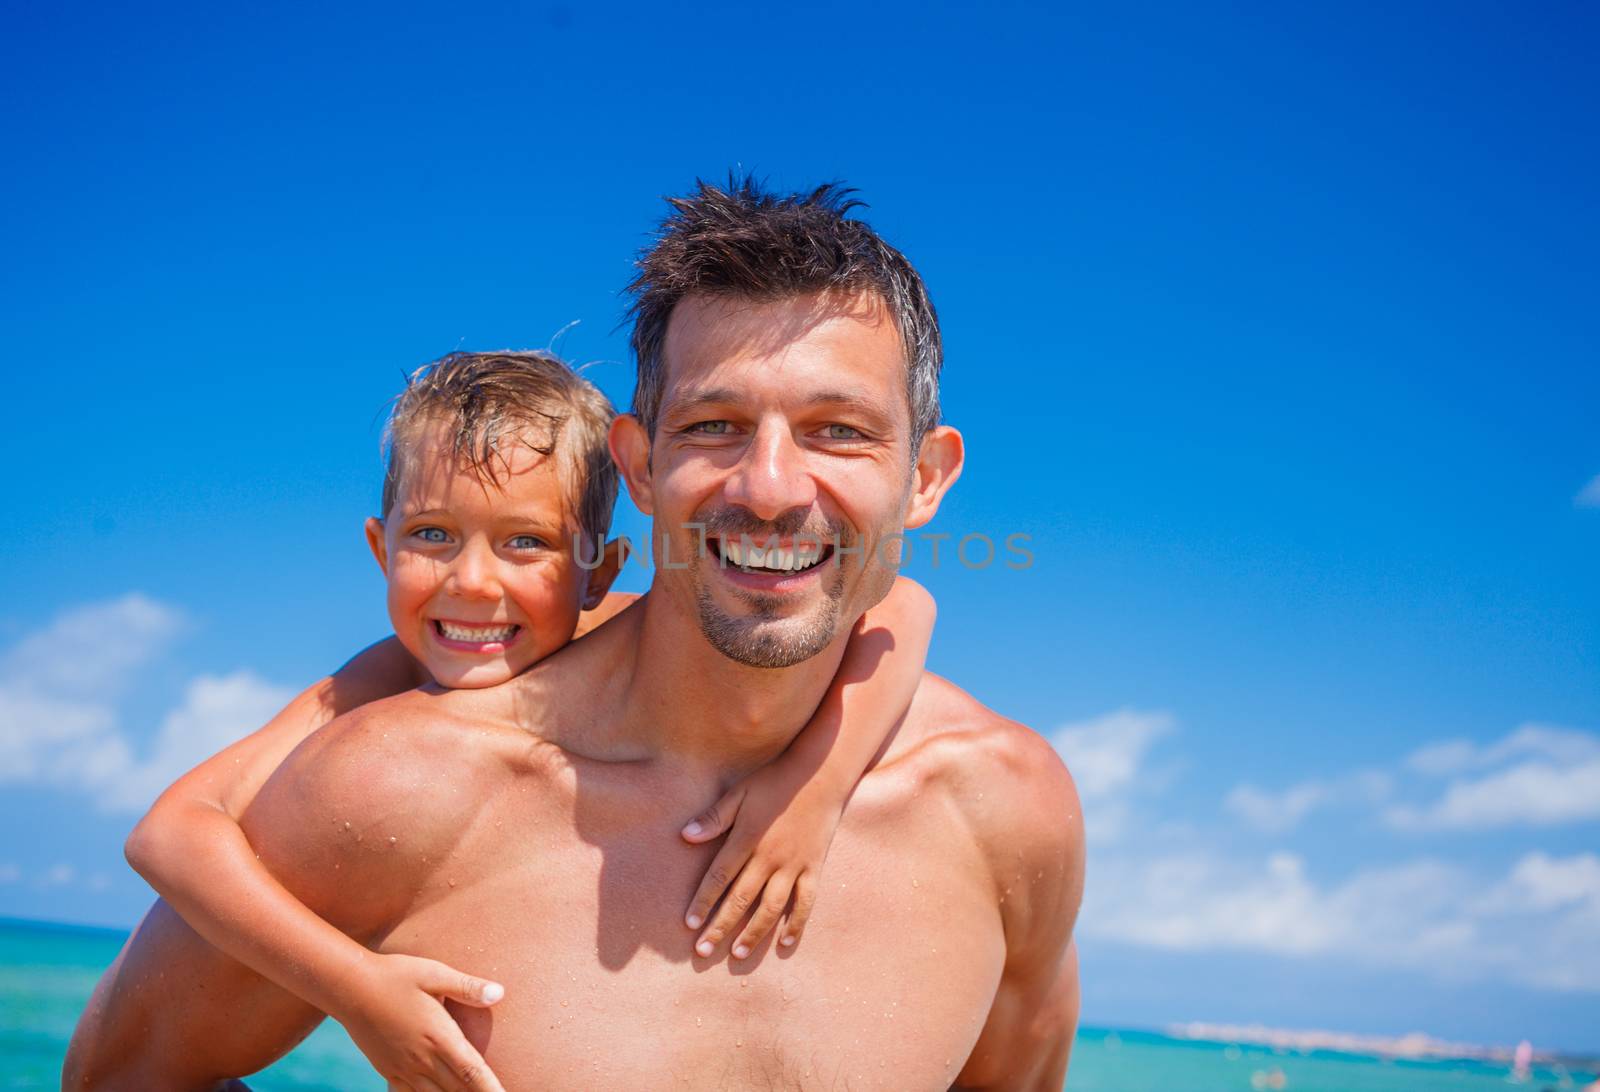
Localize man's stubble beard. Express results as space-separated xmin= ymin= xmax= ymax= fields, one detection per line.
xmin=694 ymin=565 xmax=847 ymax=669
xmin=685 ymin=506 xmax=853 ymax=669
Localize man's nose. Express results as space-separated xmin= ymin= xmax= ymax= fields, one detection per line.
xmin=445 ymin=538 xmax=502 ymax=600
xmin=723 ymin=420 xmax=817 ymax=521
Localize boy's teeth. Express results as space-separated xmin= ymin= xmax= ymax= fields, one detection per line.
xmin=438 ymin=621 xmax=518 ymax=642
xmin=719 ymin=540 xmax=822 ymax=572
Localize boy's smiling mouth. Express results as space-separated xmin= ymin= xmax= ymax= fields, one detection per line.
xmin=432 ymin=619 xmax=521 ymax=650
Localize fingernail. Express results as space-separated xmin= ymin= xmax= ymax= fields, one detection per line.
xmin=686 ymin=913 xmax=703 ymax=929
xmin=780 ymin=935 xmax=796 ymax=947
xmin=481 ymin=982 xmax=505 ymax=1004
xmin=733 ymin=944 xmax=749 ymax=959
xmin=683 ymin=821 xmax=703 ymax=837
xmin=696 ymin=939 xmax=713 ymax=957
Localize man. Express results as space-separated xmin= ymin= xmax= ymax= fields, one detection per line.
xmin=65 ymin=178 xmax=1084 ymax=1090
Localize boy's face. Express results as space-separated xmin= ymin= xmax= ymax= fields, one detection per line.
xmin=367 ymin=421 xmax=608 ymax=688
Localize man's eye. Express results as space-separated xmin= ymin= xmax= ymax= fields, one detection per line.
xmin=414 ymin=527 xmax=450 ymax=544
xmin=824 ymin=424 xmax=864 ymax=440
xmin=508 ymin=534 xmax=548 ymax=550
xmin=687 ymin=421 xmax=732 ymax=436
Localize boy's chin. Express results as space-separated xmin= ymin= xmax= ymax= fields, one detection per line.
xmin=427 ymin=658 xmax=520 ymax=690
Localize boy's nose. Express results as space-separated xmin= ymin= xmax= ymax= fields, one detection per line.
xmin=723 ymin=422 xmax=817 ymax=521
xmin=445 ymin=540 xmax=502 ymax=600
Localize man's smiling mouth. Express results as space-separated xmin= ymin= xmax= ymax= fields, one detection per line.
xmin=711 ymin=537 xmax=833 ymax=574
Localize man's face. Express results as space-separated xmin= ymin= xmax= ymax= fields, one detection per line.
xmin=622 ymin=291 xmax=949 ymax=668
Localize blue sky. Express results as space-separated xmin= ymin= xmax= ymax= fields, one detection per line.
xmin=3 ymin=0 xmax=1598 ymax=1052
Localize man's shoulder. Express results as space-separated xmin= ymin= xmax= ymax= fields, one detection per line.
xmin=885 ymin=674 xmax=1085 ymax=887
xmin=239 ymin=687 xmax=538 ymax=934
xmin=271 ymin=687 xmax=520 ymax=808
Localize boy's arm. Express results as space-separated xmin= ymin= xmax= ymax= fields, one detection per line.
xmin=68 ymin=699 xmax=491 ymax=1091
xmin=122 ymin=639 xmax=506 ymax=1092
xmin=123 ymin=637 xmax=422 ymax=997
xmin=680 ymin=576 xmax=936 ymax=957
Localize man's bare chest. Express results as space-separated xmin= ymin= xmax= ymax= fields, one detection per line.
xmin=380 ymin=783 xmax=1004 ymax=1089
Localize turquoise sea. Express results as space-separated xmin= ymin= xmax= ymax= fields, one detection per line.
xmin=5 ymin=918 xmax=1592 ymax=1091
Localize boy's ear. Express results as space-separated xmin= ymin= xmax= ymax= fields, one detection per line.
xmin=609 ymin=414 xmax=655 ymax=516
xmin=580 ymin=537 xmax=627 ymax=611
xmin=365 ymin=517 xmax=390 ymax=575
xmin=903 ymin=425 xmax=965 ymax=530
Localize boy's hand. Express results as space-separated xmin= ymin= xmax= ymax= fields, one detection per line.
xmin=679 ymin=756 xmax=840 ymax=960
xmin=333 ymin=951 xmax=507 ymax=1092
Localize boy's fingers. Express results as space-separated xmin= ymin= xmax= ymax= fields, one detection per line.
xmin=731 ymin=873 xmax=795 ymax=958
xmin=681 ymin=786 xmax=745 ymax=844
xmin=695 ymin=868 xmax=766 ymax=958
xmin=683 ymin=839 xmax=752 ymax=929
xmin=432 ymin=1044 xmax=507 ymax=1092
xmin=781 ymin=872 xmax=819 ymax=949
xmin=420 ymin=960 xmax=504 ymax=1007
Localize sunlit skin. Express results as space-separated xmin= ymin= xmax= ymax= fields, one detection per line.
xmin=367 ymin=422 xmax=608 ymax=689
xmin=63 ymin=290 xmax=1083 ymax=1091
xmin=619 ymin=291 xmax=959 ymax=673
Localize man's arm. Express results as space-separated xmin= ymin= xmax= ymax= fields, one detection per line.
xmin=952 ymin=722 xmax=1086 ymax=1091
xmin=65 ymin=697 xmax=494 ymax=1090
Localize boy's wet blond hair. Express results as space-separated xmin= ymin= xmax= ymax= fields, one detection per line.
xmin=381 ymin=351 xmax=618 ymax=543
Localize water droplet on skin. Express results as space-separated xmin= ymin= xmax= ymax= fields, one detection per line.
xmin=389 ymin=836 xmax=397 ymax=846
xmin=342 ymin=821 xmax=351 ymax=831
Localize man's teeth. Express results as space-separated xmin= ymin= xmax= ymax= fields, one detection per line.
xmin=438 ymin=621 xmax=518 ymax=643
xmin=719 ymin=539 xmax=823 ymax=572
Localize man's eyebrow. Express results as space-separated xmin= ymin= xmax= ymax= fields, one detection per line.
xmin=663 ymin=386 xmax=898 ymax=420
xmin=661 ymin=387 xmax=741 ymax=416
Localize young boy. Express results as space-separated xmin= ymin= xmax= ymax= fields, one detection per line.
xmin=123 ymin=350 xmax=935 ymax=1092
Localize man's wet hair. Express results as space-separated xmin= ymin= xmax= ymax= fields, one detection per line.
xmin=381 ymin=351 xmax=618 ymax=542
xmin=626 ymin=174 xmax=942 ymax=448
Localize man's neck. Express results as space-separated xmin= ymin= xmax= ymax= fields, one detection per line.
xmin=581 ymin=591 xmax=848 ymax=781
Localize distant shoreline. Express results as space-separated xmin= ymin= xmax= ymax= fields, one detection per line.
xmin=1164 ymin=1021 xmax=1600 ymax=1072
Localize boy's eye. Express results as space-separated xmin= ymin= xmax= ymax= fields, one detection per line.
xmin=508 ymin=534 xmax=548 ymax=550
xmin=414 ymin=527 xmax=451 ymax=544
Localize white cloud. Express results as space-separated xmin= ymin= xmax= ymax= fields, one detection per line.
xmin=1225 ymin=782 xmax=1328 ymax=833
xmin=1048 ymin=709 xmax=1173 ymax=843
xmin=1477 ymin=852 xmax=1600 ymax=916
xmin=95 ymin=671 xmax=291 ymax=813
xmin=1388 ymin=725 xmax=1600 ymax=831
xmin=1575 ymin=473 xmax=1600 ymax=508
xmin=1224 ymin=771 xmax=1392 ymax=833
xmin=1081 ymin=849 xmax=1600 ymax=992
xmin=0 ymin=596 xmax=292 ymax=814
xmin=0 ymin=863 xmax=18 ymax=884
xmin=0 ymin=594 xmax=184 ymax=696
xmin=1405 ymin=724 xmax=1600 ymax=776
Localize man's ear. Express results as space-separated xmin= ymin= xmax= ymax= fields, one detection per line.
xmin=904 ymin=425 xmax=965 ymax=530
xmin=581 ymin=537 xmax=627 ymax=611
xmin=609 ymin=414 xmax=655 ymax=516
xmin=364 ymin=516 xmax=390 ymax=575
